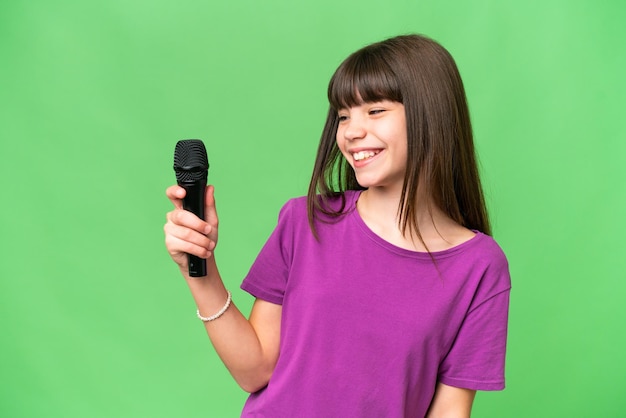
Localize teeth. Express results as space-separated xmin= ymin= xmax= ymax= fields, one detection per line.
xmin=353 ymin=151 xmax=378 ymax=161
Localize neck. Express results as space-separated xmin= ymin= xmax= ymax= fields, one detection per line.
xmin=358 ymin=187 xmax=405 ymax=220
xmin=356 ymin=188 xmax=474 ymax=252
xmin=358 ymin=187 xmax=435 ymax=233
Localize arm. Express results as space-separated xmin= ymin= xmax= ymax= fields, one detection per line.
xmin=164 ymin=185 xmax=281 ymax=393
xmin=425 ymin=383 xmax=476 ymax=418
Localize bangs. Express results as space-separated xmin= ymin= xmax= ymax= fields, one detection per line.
xmin=328 ymin=46 xmax=403 ymax=110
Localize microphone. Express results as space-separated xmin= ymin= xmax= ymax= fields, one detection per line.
xmin=173 ymin=139 xmax=209 ymax=277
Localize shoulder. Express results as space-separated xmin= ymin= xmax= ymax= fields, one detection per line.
xmin=279 ymin=195 xmax=307 ymax=215
xmin=437 ymin=232 xmax=511 ymax=304
xmin=438 ymin=231 xmax=507 ymax=266
xmin=276 ymin=195 xmax=308 ymax=228
xmin=472 ymin=233 xmax=509 ymax=267
xmin=466 ymin=233 xmax=512 ymax=298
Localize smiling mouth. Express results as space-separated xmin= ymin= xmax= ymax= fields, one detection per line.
xmin=352 ymin=150 xmax=381 ymax=161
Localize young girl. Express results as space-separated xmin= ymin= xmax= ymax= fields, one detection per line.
xmin=164 ymin=34 xmax=510 ymax=417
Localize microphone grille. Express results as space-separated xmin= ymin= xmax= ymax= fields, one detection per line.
xmin=173 ymin=139 xmax=209 ymax=183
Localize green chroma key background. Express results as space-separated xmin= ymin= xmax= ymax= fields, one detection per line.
xmin=1 ymin=1 xmax=624 ymax=416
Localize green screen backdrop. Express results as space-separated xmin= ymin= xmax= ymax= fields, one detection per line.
xmin=1 ymin=1 xmax=625 ymax=416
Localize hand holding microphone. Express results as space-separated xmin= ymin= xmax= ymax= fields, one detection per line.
xmin=165 ymin=139 xmax=218 ymax=277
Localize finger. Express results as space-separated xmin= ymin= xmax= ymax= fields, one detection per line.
xmin=165 ymin=233 xmax=213 ymax=260
xmin=205 ymin=185 xmax=219 ymax=227
xmin=164 ymin=222 xmax=214 ymax=256
xmin=166 ymin=208 xmax=211 ymax=235
xmin=166 ymin=185 xmax=186 ymax=209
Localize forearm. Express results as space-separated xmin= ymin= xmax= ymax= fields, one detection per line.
xmin=182 ymin=257 xmax=276 ymax=392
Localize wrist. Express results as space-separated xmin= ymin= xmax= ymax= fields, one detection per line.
xmin=180 ymin=254 xmax=218 ymax=279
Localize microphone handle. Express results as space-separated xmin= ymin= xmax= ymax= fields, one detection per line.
xmin=180 ymin=180 xmax=207 ymax=277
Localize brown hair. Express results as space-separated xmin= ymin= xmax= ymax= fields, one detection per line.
xmin=307 ymin=34 xmax=491 ymax=242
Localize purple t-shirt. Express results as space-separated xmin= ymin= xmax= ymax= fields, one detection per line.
xmin=240 ymin=191 xmax=510 ymax=417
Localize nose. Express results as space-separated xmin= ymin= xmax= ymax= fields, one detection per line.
xmin=342 ymin=116 xmax=366 ymax=141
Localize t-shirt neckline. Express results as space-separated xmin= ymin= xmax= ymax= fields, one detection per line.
xmin=345 ymin=189 xmax=484 ymax=259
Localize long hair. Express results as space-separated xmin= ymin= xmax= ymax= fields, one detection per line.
xmin=307 ymin=34 xmax=491 ymax=241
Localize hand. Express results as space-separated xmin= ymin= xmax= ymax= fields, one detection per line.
xmin=164 ymin=184 xmax=219 ymax=271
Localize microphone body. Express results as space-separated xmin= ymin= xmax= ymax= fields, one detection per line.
xmin=173 ymin=139 xmax=209 ymax=277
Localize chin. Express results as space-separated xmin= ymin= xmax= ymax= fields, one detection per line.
xmin=354 ymin=177 xmax=378 ymax=189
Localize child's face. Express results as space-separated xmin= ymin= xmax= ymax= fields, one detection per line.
xmin=336 ymin=100 xmax=407 ymax=192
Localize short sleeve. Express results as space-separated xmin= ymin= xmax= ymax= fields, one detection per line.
xmin=240 ymin=200 xmax=295 ymax=305
xmin=438 ymin=255 xmax=511 ymax=391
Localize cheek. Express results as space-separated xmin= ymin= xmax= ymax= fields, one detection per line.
xmin=335 ymin=136 xmax=353 ymax=164
xmin=335 ymin=130 xmax=346 ymax=151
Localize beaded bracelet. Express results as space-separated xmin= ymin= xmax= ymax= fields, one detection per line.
xmin=196 ymin=290 xmax=232 ymax=322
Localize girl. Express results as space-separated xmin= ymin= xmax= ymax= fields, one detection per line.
xmin=164 ymin=34 xmax=511 ymax=417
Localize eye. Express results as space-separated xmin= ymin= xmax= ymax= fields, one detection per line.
xmin=369 ymin=108 xmax=385 ymax=116
xmin=337 ymin=114 xmax=349 ymax=122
